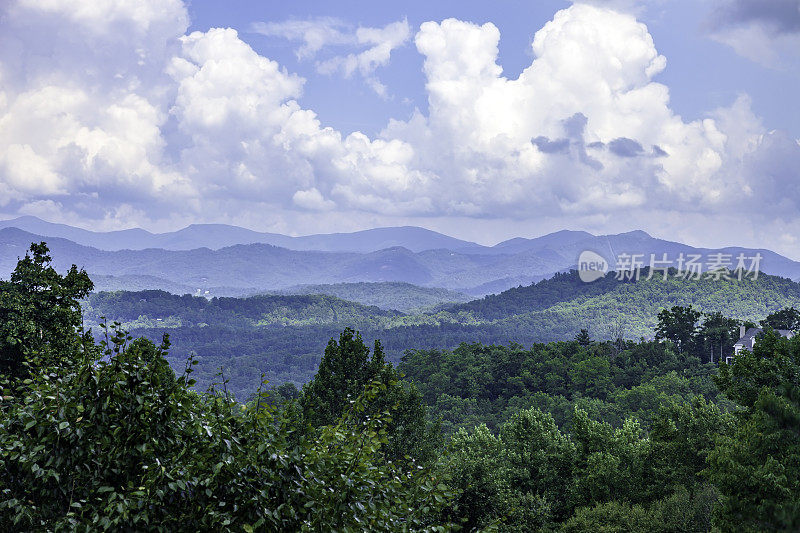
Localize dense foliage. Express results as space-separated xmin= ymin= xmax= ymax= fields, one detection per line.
xmin=709 ymin=330 xmax=800 ymax=530
xmin=4 ymin=243 xmax=800 ymax=530
xmin=436 ymin=401 xmax=726 ymax=531
xmin=0 ymin=245 xmax=453 ymax=531
xmin=83 ymin=269 xmax=800 ymax=399
xmin=298 ymin=328 xmax=440 ymax=464
xmin=399 ymin=338 xmax=726 ymax=434
xmin=0 ymin=242 xmax=93 ymax=380
xmin=84 ymin=290 xmax=398 ymax=330
xmin=453 ymin=269 xmax=800 ymax=343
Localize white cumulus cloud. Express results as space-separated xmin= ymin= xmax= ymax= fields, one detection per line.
xmin=383 ymin=6 xmax=732 ymax=216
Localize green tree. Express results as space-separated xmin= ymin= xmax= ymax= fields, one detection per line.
xmin=436 ymin=409 xmax=567 ymax=532
xmin=0 ymin=243 xmax=93 ymax=380
xmin=563 ymin=487 xmax=717 ymax=533
xmin=299 ymin=328 xmax=439 ymax=464
xmin=655 ymin=306 xmax=701 ymax=354
xmin=0 ymin=322 xmax=454 ymax=530
xmin=649 ymin=397 xmax=730 ymax=502
xmin=300 ymin=328 xmax=387 ymax=426
xmin=438 ymin=424 xmax=510 ymax=531
xmin=570 ymin=409 xmax=652 ymax=509
xmin=761 ymin=306 xmax=800 ymax=331
xmin=562 ymin=500 xmax=652 ymax=533
xmin=569 ymin=356 xmax=612 ymax=399
xmin=0 ymin=326 xmax=455 ymax=531
xmin=499 ymin=408 xmax=576 ymax=523
xmin=697 ymin=311 xmax=739 ymax=364
xmin=575 ymin=329 xmax=592 ymax=347
xmin=708 ymin=331 xmax=800 ymax=531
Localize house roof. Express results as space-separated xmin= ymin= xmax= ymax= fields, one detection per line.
xmin=734 ymin=327 xmax=794 ymax=346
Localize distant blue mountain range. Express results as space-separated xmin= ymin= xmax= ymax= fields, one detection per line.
xmin=0 ymin=216 xmax=483 ymax=253
xmin=1 ymin=216 xmax=798 ymax=296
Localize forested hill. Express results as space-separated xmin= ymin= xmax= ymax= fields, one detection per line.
xmin=89 ymin=270 xmax=800 ymax=334
xmin=271 ymin=282 xmax=472 ymax=312
xmin=84 ymin=290 xmax=398 ymax=330
xmin=449 ymin=269 xmax=800 ymax=336
xmin=450 ymin=270 xmax=634 ymax=319
xmin=78 ymin=270 xmax=800 ymax=400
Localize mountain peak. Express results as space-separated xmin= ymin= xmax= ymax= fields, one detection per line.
xmin=614 ymin=230 xmax=652 ymax=239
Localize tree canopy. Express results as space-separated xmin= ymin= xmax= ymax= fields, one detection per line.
xmin=2 ymin=243 xmax=800 ymax=531
xmin=0 ymin=245 xmax=453 ymax=531
xmin=0 ymin=242 xmax=93 ymax=380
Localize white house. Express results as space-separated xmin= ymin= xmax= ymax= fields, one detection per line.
xmin=727 ymin=325 xmax=795 ymax=364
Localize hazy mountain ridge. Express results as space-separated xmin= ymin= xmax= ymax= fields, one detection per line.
xmin=2 ymin=219 xmax=800 ymax=302
xmin=0 ymin=216 xmax=483 ymax=253
xmin=0 ymin=228 xmax=565 ymax=295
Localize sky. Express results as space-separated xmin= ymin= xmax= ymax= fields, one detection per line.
xmin=0 ymin=0 xmax=799 ymax=255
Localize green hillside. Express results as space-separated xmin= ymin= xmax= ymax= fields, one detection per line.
xmin=84 ymin=290 xmax=398 ymax=330
xmin=81 ymin=270 xmax=800 ymax=400
xmin=274 ymin=281 xmax=472 ymax=312
xmin=448 ymin=269 xmax=800 ymax=340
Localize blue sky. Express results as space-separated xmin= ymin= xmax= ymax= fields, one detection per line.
xmin=1 ymin=0 xmax=799 ymax=255
xmin=184 ymin=0 xmax=800 ymax=138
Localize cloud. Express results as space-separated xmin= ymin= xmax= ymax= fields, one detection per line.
xmin=252 ymin=17 xmax=410 ymax=97
xmin=251 ymin=17 xmax=352 ymax=59
xmin=0 ymin=0 xmax=192 ymax=220
xmin=572 ymin=0 xmax=665 ymax=15
xmin=316 ymin=20 xmax=410 ymax=98
xmin=165 ymin=25 xmax=428 ymax=215
xmin=532 ymin=136 xmax=570 ymax=153
xmin=652 ymin=145 xmax=668 ymax=157
xmin=381 ymin=7 xmax=716 ymax=216
xmin=712 ymin=0 xmax=800 ymax=34
xmin=1 ymin=144 xmax=63 ymax=199
xmin=1 ymin=1 xmax=800 ymax=256
xmin=707 ymin=0 xmax=800 ymax=67
xmin=292 ymin=188 xmax=336 ymax=211
xmin=608 ymin=137 xmax=645 ymax=157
